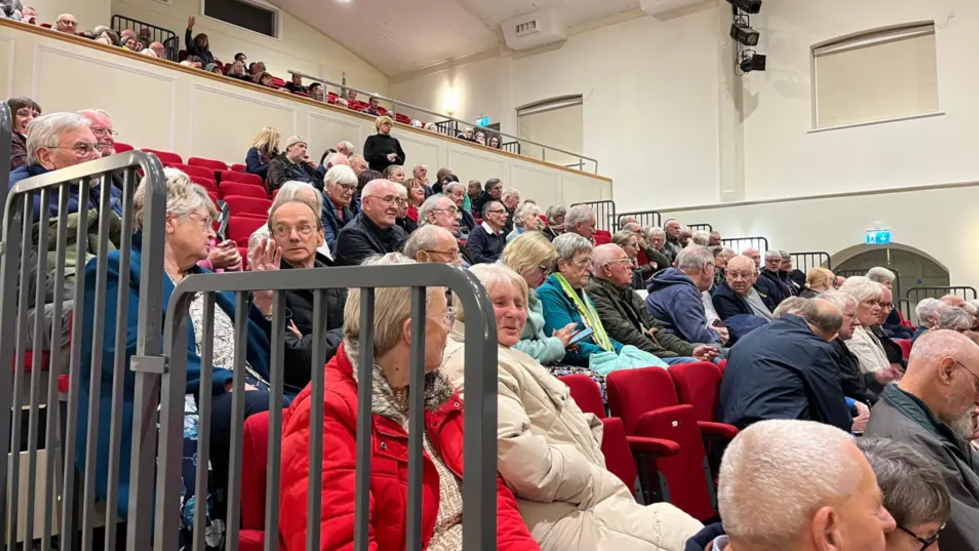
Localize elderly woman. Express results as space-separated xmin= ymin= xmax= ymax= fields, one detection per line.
xmin=320 ymin=165 xmax=357 ymax=249
xmin=278 ymin=253 xmax=539 ymax=550
xmin=392 ymin=182 xmax=417 ymax=234
xmin=246 ymin=126 xmax=279 ymax=181
xmin=249 ymin=180 xmax=333 ymax=260
xmin=442 ymin=263 xmax=702 ymax=551
xmin=507 ymin=202 xmax=543 ymax=243
xmin=800 ymin=267 xmax=836 ymax=298
xmin=383 ymin=164 xmax=406 ymax=184
xmin=866 ymin=266 xmax=914 ymax=339
xmin=404 ymin=178 xmax=426 ymax=222
xmin=7 ymin=96 xmax=41 ymax=170
xmin=840 ymin=276 xmax=891 ymax=375
xmin=227 ymin=60 xmax=251 ymax=81
xmin=912 ymin=298 xmax=947 ymax=343
xmin=939 ymin=307 xmax=973 ymax=333
xmin=612 ymin=229 xmax=654 ymax=290
xmin=691 ymin=230 xmax=711 ymax=246
xmin=544 ymin=205 xmax=565 ymax=240
xmin=363 ymin=115 xmax=405 ymax=172
xmin=78 ymin=171 xmax=283 ymax=548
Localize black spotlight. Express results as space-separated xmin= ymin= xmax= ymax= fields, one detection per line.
xmin=740 ymin=52 xmax=767 ymax=73
xmin=730 ymin=22 xmax=760 ymax=46
xmin=728 ymin=0 xmax=762 ymax=14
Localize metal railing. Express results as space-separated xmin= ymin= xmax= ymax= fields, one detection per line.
xmin=905 ymin=286 xmax=978 ymax=324
xmin=720 ymin=236 xmax=769 ymax=254
xmin=617 ymin=210 xmax=662 ymax=230
xmin=791 ymin=252 xmax=832 ymax=273
xmin=111 ymin=15 xmax=180 ymax=62
xmin=570 ymin=200 xmax=616 ymax=233
xmin=287 ymin=70 xmax=600 ymax=175
xmin=688 ymin=224 xmax=713 ymax=233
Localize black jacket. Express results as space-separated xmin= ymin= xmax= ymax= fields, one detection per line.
xmin=471 ymin=190 xmax=496 ymax=216
xmin=267 ymin=154 xmax=324 ymax=192
xmin=467 ymin=223 xmax=505 ymax=264
xmin=282 ymin=254 xmax=345 ymax=389
xmin=871 ymin=324 xmax=907 ymax=368
xmin=185 ymin=28 xmax=214 ymax=67
xmin=759 ymin=269 xmax=792 ymax=305
xmin=395 ymin=216 xmax=417 ymax=235
xmin=831 ymin=338 xmax=881 ymax=406
xmin=719 ymin=314 xmax=852 ymax=432
xmin=334 ymin=213 xmax=407 ymax=267
xmin=712 ymin=281 xmax=753 ymax=320
xmin=362 ymin=133 xmax=405 ymax=172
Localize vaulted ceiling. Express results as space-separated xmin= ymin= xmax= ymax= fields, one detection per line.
xmin=269 ymin=0 xmax=642 ymax=76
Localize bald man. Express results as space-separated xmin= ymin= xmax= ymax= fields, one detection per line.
xmin=865 ymin=330 xmax=979 ymax=549
xmin=943 ymin=294 xmax=967 ymax=308
xmin=712 ymin=255 xmax=775 ymax=322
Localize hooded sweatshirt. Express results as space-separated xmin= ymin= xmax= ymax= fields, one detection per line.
xmin=645 ymin=268 xmax=722 ymax=345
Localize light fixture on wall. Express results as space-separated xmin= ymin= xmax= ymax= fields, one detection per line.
xmin=726 ymin=0 xmax=761 ymax=14
xmin=729 ymin=1 xmax=766 ymax=75
xmin=739 ymin=50 xmax=767 ymax=73
xmin=443 ymin=86 xmax=460 ymax=115
xmin=730 ymin=19 xmax=759 ymax=46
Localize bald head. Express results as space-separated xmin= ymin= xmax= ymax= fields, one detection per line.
xmin=942 ymin=294 xmax=966 ymax=308
xmin=796 ymin=297 xmax=843 ymax=341
xmin=900 ymin=330 xmax=979 ymax=439
xmin=742 ymin=247 xmax=761 ymax=269
xmin=725 ymin=255 xmax=756 ymax=296
xmin=622 ymin=222 xmax=642 ymax=234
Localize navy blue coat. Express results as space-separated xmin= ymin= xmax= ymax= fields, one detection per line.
xmin=645 ymin=268 xmax=722 ymax=344
xmin=320 ymin=195 xmax=354 ymax=250
xmin=10 ymin=164 xmax=123 ymax=222
xmin=467 ymin=224 xmax=505 ymax=264
xmin=758 ymin=269 xmax=790 ymax=305
xmin=245 ymin=146 xmax=274 ymax=181
xmin=719 ymin=314 xmax=853 ymax=432
xmin=711 ymin=281 xmax=752 ymax=320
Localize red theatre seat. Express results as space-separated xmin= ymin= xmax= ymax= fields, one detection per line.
xmin=207 ymin=192 xmax=219 ymax=209
xmin=189 ymin=157 xmax=229 ymax=173
xmin=219 ymin=170 xmax=265 ymax=188
xmin=896 ymin=339 xmax=912 ymax=360
xmin=140 ymin=148 xmax=183 ymax=165
xmin=190 ymin=176 xmax=219 ymax=195
xmin=231 ymin=164 xmax=247 ymax=173
xmin=114 ymin=142 xmax=135 ymax=153
xmin=220 ymin=183 xmax=268 ymax=201
xmin=240 ymin=411 xmax=270 ymax=551
xmin=227 ymin=216 xmax=267 ymax=247
xmin=670 ymin=362 xmax=737 ymax=435
xmin=224 ymin=196 xmax=272 ymax=217
xmin=168 ymin=163 xmax=214 ymax=180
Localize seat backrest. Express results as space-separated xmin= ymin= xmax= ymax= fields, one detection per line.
xmin=189 ymin=156 xmax=229 ymax=172
xmin=169 ymin=163 xmax=214 ymax=180
xmin=227 ymin=216 xmax=267 ymax=247
xmin=241 ymin=411 xmax=270 ymax=530
xmin=606 ymin=367 xmax=678 ymax=435
xmin=141 ymin=148 xmax=183 ymax=164
xmin=559 ymin=374 xmax=606 ymax=418
xmin=224 ymin=196 xmax=273 ymax=217
xmin=190 ymin=175 xmax=218 ymax=194
xmin=231 ymin=163 xmax=248 ymax=173
xmin=114 ymin=142 xmax=135 ymax=153
xmin=896 ymin=339 xmax=912 ymax=360
xmin=219 ymin=170 xmax=265 ymax=187
xmin=599 ymin=417 xmax=638 ymax=496
xmin=670 ymin=362 xmax=723 ymax=423
xmin=221 ymin=182 xmax=268 ymax=200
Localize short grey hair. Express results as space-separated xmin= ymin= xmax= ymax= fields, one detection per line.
xmin=778 ymin=249 xmax=790 ymax=259
xmin=274 ymin=181 xmax=322 ymax=213
xmin=839 ymin=276 xmax=883 ymax=304
xmin=553 ymin=232 xmax=593 ymax=264
xmin=417 ymin=195 xmax=454 ymax=226
xmin=404 ymin=224 xmax=453 ymax=259
xmin=501 ymin=188 xmax=520 ymax=203
xmin=817 ymin=291 xmax=856 ymax=314
xmin=866 ymin=267 xmax=896 ymax=284
xmin=564 ymin=205 xmax=594 ymax=229
xmin=719 ymin=419 xmax=861 ymax=548
xmin=442 ymin=181 xmax=465 ymax=196
xmin=546 ymin=205 xmax=566 ymax=223
xmin=915 ymin=298 xmax=947 ymax=328
xmin=133 ymin=167 xmax=217 ymax=232
xmin=324 ymin=164 xmax=357 ymax=191
xmin=773 ymin=297 xmax=807 ymax=319
xmin=857 ymin=437 xmax=952 ymax=527
xmin=338 ymin=140 xmax=354 ymax=153
xmin=644 ymin=226 xmax=665 ymax=241
xmin=691 ymin=230 xmax=711 ymax=246
xmin=513 ymin=202 xmax=541 ymax=227
xmin=675 ymin=245 xmax=713 ymax=273
xmin=26 ymin=112 xmax=92 ymax=165
xmin=764 ymin=249 xmax=782 ymax=262
xmin=939 ymin=307 xmax=973 ymax=331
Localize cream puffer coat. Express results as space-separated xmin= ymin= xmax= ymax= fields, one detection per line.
xmin=441 ymin=323 xmax=703 ymax=551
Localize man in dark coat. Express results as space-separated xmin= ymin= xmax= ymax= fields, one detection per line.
xmin=334 ymin=179 xmax=406 ymax=266
xmin=865 ymin=330 xmax=979 ymax=551
xmin=719 ymin=297 xmax=853 ymax=432
xmin=759 ymin=250 xmax=793 ymax=304
xmin=467 ymin=200 xmax=507 ymax=264
xmin=268 ymin=136 xmax=324 ymax=192
xmin=712 ymin=255 xmax=775 ymax=322
xmin=820 ymin=291 xmax=884 ymax=406
xmin=471 ymin=177 xmax=503 ymax=216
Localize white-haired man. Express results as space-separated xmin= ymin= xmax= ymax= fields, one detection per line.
xmin=334 ymin=179 xmax=406 ymax=266
xmin=403 ymin=224 xmax=461 ymax=266
xmin=564 ymin=204 xmax=599 ymax=244
xmin=646 ymin=246 xmax=727 ymax=346
xmin=54 ymin=13 xmax=77 ymax=33
xmin=349 ymin=155 xmax=368 ymax=176
xmin=759 ymin=249 xmax=793 ymax=304
xmin=701 ymin=419 xmax=896 ymax=551
xmin=9 ymin=112 xmax=120 ymax=221
xmin=708 ymin=231 xmax=721 ymax=247
xmin=77 ymin=109 xmax=116 ymax=157
xmin=712 ymin=255 xmax=776 ymax=322
xmin=866 ymin=330 xmax=979 ymax=549
xmin=501 ymin=188 xmax=520 ymax=234
xmin=913 ymin=298 xmax=948 ymax=343
xmin=417 ymin=194 xmax=472 ymax=264
xmin=662 ymin=220 xmax=682 ymax=262
xmin=441 ymin=180 xmax=477 ymax=234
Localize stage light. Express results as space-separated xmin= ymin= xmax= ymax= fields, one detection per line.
xmin=727 ymin=0 xmax=762 ymax=14
xmin=730 ymin=22 xmax=759 ymax=46
xmin=739 ymin=52 xmax=767 ymax=73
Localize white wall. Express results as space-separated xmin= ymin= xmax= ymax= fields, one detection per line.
xmin=110 ymin=0 xmax=389 ymax=95
xmin=29 ymin=0 xmax=111 ymax=31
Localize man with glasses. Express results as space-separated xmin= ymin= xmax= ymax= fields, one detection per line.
xmin=866 ymin=329 xmax=979 ymax=550
xmin=712 ymin=255 xmax=776 ymax=322
xmin=403 ymin=225 xmax=462 ymax=267
xmin=10 ymin=112 xmax=121 ymax=222
xmin=468 ymin=200 xmax=507 ymax=264
xmin=646 ymin=245 xmax=727 ymax=346
xmin=417 ymin=195 xmax=472 ymax=265
xmin=55 ymin=13 xmax=77 ymax=33
xmin=335 ymin=179 xmax=406 ymax=266
xmin=78 ymin=109 xmax=117 ymax=157
xmin=441 ymin=181 xmax=476 ymax=234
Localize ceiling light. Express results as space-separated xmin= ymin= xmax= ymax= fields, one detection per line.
xmin=740 ymin=52 xmax=767 ymax=73
xmin=443 ymin=86 xmax=460 ymax=115
xmin=727 ymin=0 xmax=762 ymax=14
xmin=730 ymin=22 xmax=759 ymax=46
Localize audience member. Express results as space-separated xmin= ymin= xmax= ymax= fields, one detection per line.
xmin=780 ymin=250 xmax=806 ymax=290
xmin=865 ymin=329 xmax=979 ymax=550
xmin=708 ymin=231 xmax=722 ymax=247
xmin=819 ymin=291 xmax=887 ymax=407
xmin=691 ymin=230 xmax=710 ymax=246
xmin=140 ymin=47 xmax=158 ymax=58
xmin=611 ymin=230 xmax=653 ymax=288
xmin=257 ymin=72 xmax=274 ymax=88
xmin=506 ymin=201 xmax=542 ymax=243
xmin=284 ymin=73 xmax=307 ymax=94
xmin=563 ymin=205 xmax=597 ymax=244
xmin=403 ymin=224 xmax=461 ymax=266
xmin=318 ymin=151 xmax=349 ymax=175
xmin=277 ymin=253 xmax=539 ymax=551
xmin=249 ymin=181 xmax=333 ymax=261
xmin=840 ymin=277 xmax=890 ymax=376
xmin=871 ymin=283 xmax=911 ymax=366
xmin=913 ymin=298 xmax=947 ymax=343
xmin=942 ymin=294 xmax=966 ymax=308
xmin=711 ymin=420 xmax=895 ymax=551
xmin=363 ymin=116 xmax=404 ymax=172
xmin=760 ymin=250 xmax=793 ymax=303
xmin=719 ymin=298 xmax=854 ymax=432
xmin=588 ymin=244 xmax=717 ymax=365
xmin=646 ymin=246 xmax=727 ymax=346
xmin=939 ymin=306 xmax=973 ymax=332
xmin=411 ymin=164 xmax=429 ymax=188
xmin=349 ymin=155 xmax=368 ymax=176
xmin=184 ymin=16 xmax=214 ymax=67
xmin=468 ymin=179 xmax=482 ymax=203
xmin=246 ymin=126 xmax=279 ymax=181
xmin=146 ymin=41 xmax=165 ymax=58
xmin=442 ymin=181 xmax=476 ymax=234
xmin=712 ymin=255 xmax=775 ymax=322
xmin=21 ymin=5 xmax=37 ymax=24
xmin=488 ymin=135 xmax=501 ymax=149
xmin=442 ymin=263 xmax=703 ymax=551
xmin=392 ymin=182 xmax=417 ymax=234
xmin=662 ymin=220 xmax=682 ymax=262
xmin=320 ymin=165 xmax=357 ymax=250
xmin=268 ymin=135 xmax=322 ymax=191
xmin=678 ymin=226 xmax=693 ymax=248
xmin=204 ymin=63 xmax=222 ymax=74
xmin=77 ymin=108 xmax=115 ymax=157
xmin=248 ymin=61 xmax=267 ymax=82
xmin=742 ymin=247 xmax=761 ymax=271
xmin=468 ymin=200 xmax=507 ymax=264
xmin=473 ymin=130 xmax=486 ymax=146
xmin=121 ymin=35 xmax=141 ymax=52
xmin=7 ymin=96 xmax=41 ymax=170
xmin=308 ymin=82 xmax=324 ymax=101
xmin=334 ymin=179 xmax=406 ymax=266
xmin=234 ymin=52 xmax=246 ymax=64
xmin=403 ymin=178 xmax=424 ymax=220
xmin=55 ymin=13 xmax=76 ymax=33
xmin=472 ymin=177 xmax=503 ymax=214
xmin=628 ymin=223 xmax=670 ymax=274
xmin=501 ymin=188 xmax=520 ymax=234
xmin=800 ymin=267 xmax=835 ymax=298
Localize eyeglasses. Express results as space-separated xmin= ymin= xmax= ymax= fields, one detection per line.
xmin=54 ymin=143 xmax=101 ymax=156
xmin=843 ymin=311 xmax=859 ymax=320
xmin=432 ymin=207 xmax=460 ymax=217
xmin=90 ymin=126 xmax=119 ymax=138
xmin=272 ymin=224 xmax=316 ymax=238
xmin=15 ymin=109 xmax=38 ymax=119
xmin=187 ymin=213 xmax=215 ymax=231
xmin=880 ymin=303 xmax=894 ymax=311
xmin=896 ymin=523 xmax=943 ymax=551
xmin=538 ymin=264 xmax=552 ymax=277
xmin=606 ymin=258 xmax=632 ymax=267
xmin=57 ymin=19 xmax=77 ymax=27
xmin=430 ymin=307 xmax=456 ymax=331
xmin=366 ymin=195 xmax=399 ymax=205
xmin=422 ymin=249 xmax=460 ymax=258
xmin=955 ymin=360 xmax=979 ymax=393
xmin=335 ymin=183 xmax=356 ymax=192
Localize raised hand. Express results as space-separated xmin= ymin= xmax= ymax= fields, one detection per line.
xmin=248 ymin=239 xmax=282 ymax=316
xmin=188 ymin=16 xmax=196 ymax=29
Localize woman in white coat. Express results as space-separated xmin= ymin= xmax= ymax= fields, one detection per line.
xmin=442 ymin=263 xmax=702 ymax=551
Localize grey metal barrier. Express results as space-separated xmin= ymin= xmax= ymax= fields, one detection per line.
xmin=905 ymin=286 xmax=978 ymax=324
xmin=150 ymin=264 xmax=500 ymax=551
xmin=0 ymin=151 xmax=167 ymax=550
xmin=688 ymin=224 xmax=713 ymax=233
xmin=616 ymin=210 xmax=662 ymax=230
xmin=0 ymin=102 xmax=10 ymax=208
xmin=570 ymin=200 xmax=616 ymax=233
xmin=791 ymin=252 xmax=832 ymax=273
xmin=111 ymin=15 xmax=180 ymax=62
xmin=501 ymin=141 xmax=521 ymax=155
xmin=720 ymin=236 xmax=769 ymax=254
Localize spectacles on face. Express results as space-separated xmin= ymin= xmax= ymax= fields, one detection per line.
xmin=90 ymin=126 xmax=119 ymax=138
xmin=187 ymin=212 xmax=215 ymax=232
xmin=16 ymin=109 xmax=38 ymax=119
xmin=57 ymin=19 xmax=77 ymax=27
xmin=896 ymin=523 xmax=943 ymax=551
xmin=954 ymin=360 xmax=979 ymax=394
xmin=272 ymin=224 xmax=316 ymax=238
xmin=54 ymin=143 xmax=101 ymax=157
xmin=538 ymin=264 xmax=552 ymax=277
xmin=430 ymin=307 xmax=456 ymax=331
xmin=570 ymin=256 xmax=591 ymax=269
xmin=366 ymin=194 xmax=399 ymax=206
xmin=432 ymin=207 xmax=461 ymax=217
xmin=486 ymin=209 xmax=506 ymax=216
xmin=843 ymin=310 xmax=859 ymax=321
xmin=606 ymin=258 xmax=632 ymax=268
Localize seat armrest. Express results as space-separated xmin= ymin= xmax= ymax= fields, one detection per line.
xmin=697 ymin=421 xmax=739 ymax=440
xmin=626 ymin=436 xmax=680 ymax=457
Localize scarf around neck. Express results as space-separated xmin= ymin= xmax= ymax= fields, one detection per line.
xmin=553 ymin=273 xmax=614 ymax=351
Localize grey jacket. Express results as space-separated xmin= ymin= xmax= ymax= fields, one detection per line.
xmin=865 ymin=384 xmax=979 ymax=550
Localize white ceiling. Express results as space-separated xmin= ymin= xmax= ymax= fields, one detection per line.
xmin=270 ymin=0 xmax=642 ymax=76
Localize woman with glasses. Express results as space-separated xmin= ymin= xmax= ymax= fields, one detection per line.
xmin=393 ymin=182 xmax=418 ymax=234
xmin=6 ymin=96 xmax=41 ymax=170
xmin=278 ymin=253 xmax=539 ymax=551
xmin=77 ymin=169 xmax=285 ymax=549
xmin=442 ymin=263 xmax=703 ymax=551
xmin=319 ymin=165 xmax=357 ymax=250
xmin=841 ymin=276 xmax=893 ymax=376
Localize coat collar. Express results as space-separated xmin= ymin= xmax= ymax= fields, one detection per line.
xmin=881 ymin=384 xmax=973 ymax=457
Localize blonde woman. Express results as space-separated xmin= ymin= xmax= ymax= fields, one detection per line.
xmin=363 ymin=115 xmax=405 ymax=172
xmin=246 ymin=126 xmax=280 ymax=181
xmin=800 ymin=267 xmax=836 ymax=298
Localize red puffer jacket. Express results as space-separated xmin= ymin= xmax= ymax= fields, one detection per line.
xmin=279 ymin=343 xmax=541 ymax=551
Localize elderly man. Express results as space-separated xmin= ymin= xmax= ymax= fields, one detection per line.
xmin=943 ymin=294 xmax=966 ymax=308
xmin=467 ymin=200 xmax=507 ymax=264
xmin=21 ymin=6 xmax=37 ymax=24
xmin=662 ymin=220 xmax=682 ymax=262
xmin=411 ymin=164 xmax=432 ymax=197
xmin=148 ymin=41 xmax=166 ymax=58
xmin=403 ymin=225 xmax=462 ymax=266
xmin=868 ymin=266 xmax=914 ymax=339
xmin=77 ymin=109 xmax=115 ymax=157
xmin=712 ymin=255 xmax=775 ymax=322
xmin=467 ymin=179 xmax=481 ymax=204
xmin=472 ymin=177 xmax=503 ymax=214
xmin=563 ymin=205 xmax=598 ymax=245
xmin=780 ymin=250 xmax=806 ymax=291
xmin=865 ymin=330 xmax=979 ymax=549
xmin=441 ymin=181 xmax=477 ymax=234
xmin=55 ymin=13 xmax=77 ymax=33
xmin=820 ymin=291 xmax=890 ymax=408
xmin=870 ymin=283 xmax=910 ymax=368
xmin=268 ymin=136 xmax=323 ymax=191
xmin=708 ymin=231 xmax=722 ymax=247
xmin=707 ymin=419 xmax=895 ymax=551
xmin=586 ymin=244 xmax=718 ymax=365
xmin=334 ymin=179 xmax=406 ymax=266
xmin=269 ymin=199 xmax=345 ymax=388
xmin=9 ymin=112 xmax=121 ymax=221
xmin=913 ymin=298 xmax=948 ymax=342
xmin=719 ymin=298 xmax=855 ymax=432
xmin=678 ymin=226 xmax=692 ymax=248
xmin=760 ymin=250 xmax=793 ymax=304
xmin=501 ymin=188 xmax=520 ymax=234
xmin=646 ymin=246 xmax=726 ymax=346
xmin=349 ymin=155 xmax=368 ymax=176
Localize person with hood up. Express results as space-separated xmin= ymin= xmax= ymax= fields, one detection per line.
xmin=646 ymin=245 xmax=728 ymax=346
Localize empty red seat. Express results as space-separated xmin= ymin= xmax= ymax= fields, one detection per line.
xmin=240 ymin=411 xmax=270 ymax=551
xmin=225 ymin=195 xmax=272 ymax=218
xmin=560 ymin=374 xmax=606 ymax=418
xmin=227 ymin=216 xmax=266 ymax=247
xmin=896 ymin=339 xmax=912 ymax=359
xmin=219 ymin=170 xmax=265 ymax=187
xmin=141 ymin=148 xmax=182 ymax=164
xmin=231 ymin=164 xmax=247 ymax=173
xmin=395 ymin=113 xmax=411 ymax=124
xmin=207 ymin=192 xmax=219 ymax=208
xmin=114 ymin=142 xmax=135 ymax=153
xmin=168 ymin=163 xmax=213 ymax=180
xmin=221 ymin=183 xmax=268 ymax=201
xmin=189 ymin=157 xmax=229 ymax=173
xmin=190 ymin=176 xmax=218 ymax=195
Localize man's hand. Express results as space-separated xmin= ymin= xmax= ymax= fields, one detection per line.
xmin=852 ymin=401 xmax=870 ymax=432
xmin=875 ymin=364 xmax=903 ymax=385
xmin=692 ymin=345 xmax=719 ymax=362
xmin=716 ymin=326 xmax=730 ymax=345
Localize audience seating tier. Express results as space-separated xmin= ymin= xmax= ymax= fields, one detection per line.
xmin=227 ymin=216 xmax=267 ymax=247
xmin=224 ymin=196 xmax=273 ymax=217
xmin=219 ymin=170 xmax=265 ymax=188
xmin=220 ymin=183 xmax=268 ymax=200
